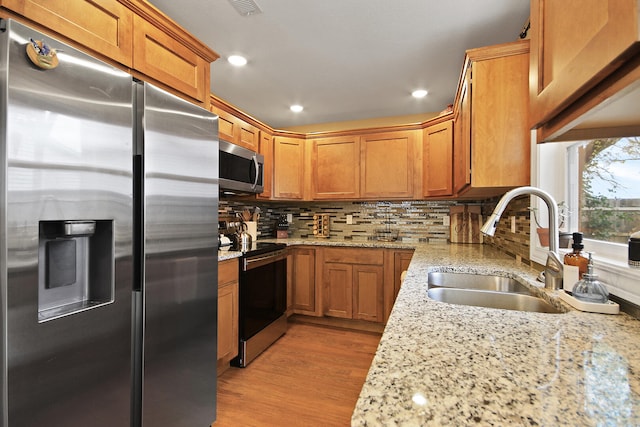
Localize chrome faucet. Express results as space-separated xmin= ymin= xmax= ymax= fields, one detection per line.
xmin=481 ymin=186 xmax=563 ymax=290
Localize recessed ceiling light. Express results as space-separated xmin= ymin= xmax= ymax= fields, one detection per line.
xmin=228 ymin=55 xmax=247 ymax=67
xmin=412 ymin=89 xmax=428 ymax=98
xmin=290 ymin=105 xmax=304 ymax=113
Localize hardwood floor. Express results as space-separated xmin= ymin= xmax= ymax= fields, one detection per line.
xmin=214 ymin=320 xmax=381 ymax=427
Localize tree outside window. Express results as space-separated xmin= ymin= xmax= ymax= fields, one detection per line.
xmin=577 ymin=137 xmax=640 ymax=243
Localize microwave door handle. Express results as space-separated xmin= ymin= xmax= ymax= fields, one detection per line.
xmin=251 ymin=154 xmax=259 ymax=189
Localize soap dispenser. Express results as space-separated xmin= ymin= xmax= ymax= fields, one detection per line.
xmin=571 ymin=253 xmax=609 ymax=303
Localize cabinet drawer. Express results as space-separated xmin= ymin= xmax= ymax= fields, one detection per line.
xmin=323 ymin=248 xmax=383 ymax=265
xmin=218 ymin=258 xmax=239 ymax=286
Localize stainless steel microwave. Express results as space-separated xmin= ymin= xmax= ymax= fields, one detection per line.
xmin=219 ymin=139 xmax=264 ymax=195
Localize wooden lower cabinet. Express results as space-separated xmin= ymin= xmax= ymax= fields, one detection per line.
xmin=289 ymin=246 xmax=319 ymax=315
xmin=217 ymin=258 xmax=239 ymax=375
xmin=352 ymin=264 xmax=384 ymax=322
xmin=392 ymin=250 xmax=414 ymax=301
xmin=322 ymin=247 xmax=385 ymax=323
xmin=289 ymin=246 xmax=413 ymax=325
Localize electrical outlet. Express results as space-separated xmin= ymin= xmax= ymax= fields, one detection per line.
xmin=443 ymin=216 xmax=450 ymax=226
xmin=510 ymin=216 xmax=516 ymax=233
xmin=287 ymin=213 xmax=293 ymax=223
xmin=346 ymin=214 xmax=353 ymax=225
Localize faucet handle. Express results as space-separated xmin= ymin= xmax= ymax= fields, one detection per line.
xmin=544 ymin=251 xmax=564 ymax=290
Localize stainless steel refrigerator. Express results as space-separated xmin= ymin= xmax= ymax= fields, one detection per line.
xmin=0 ymin=19 xmax=218 ymax=426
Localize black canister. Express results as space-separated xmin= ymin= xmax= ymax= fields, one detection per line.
xmin=629 ymin=231 xmax=640 ymax=268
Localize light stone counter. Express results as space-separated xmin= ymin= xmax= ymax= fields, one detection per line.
xmin=218 ymin=239 xmax=640 ymax=425
xmin=349 ymin=243 xmax=640 ymax=426
xmin=217 ymin=249 xmax=242 ymax=261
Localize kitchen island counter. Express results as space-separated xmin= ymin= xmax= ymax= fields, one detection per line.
xmin=344 ymin=242 xmax=640 ymax=426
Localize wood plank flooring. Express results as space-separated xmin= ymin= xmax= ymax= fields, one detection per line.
xmin=214 ymin=320 xmax=381 ymax=427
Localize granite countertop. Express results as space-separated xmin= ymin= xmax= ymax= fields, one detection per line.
xmin=217 ymin=239 xmax=640 ymax=425
xmin=217 ymin=249 xmax=243 ymax=261
xmin=349 ymin=243 xmax=640 ymax=426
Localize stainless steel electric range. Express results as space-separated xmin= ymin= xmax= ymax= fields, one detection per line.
xmin=232 ymin=241 xmax=288 ymax=367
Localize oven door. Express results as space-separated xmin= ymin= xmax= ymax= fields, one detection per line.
xmin=239 ymin=249 xmax=287 ymax=340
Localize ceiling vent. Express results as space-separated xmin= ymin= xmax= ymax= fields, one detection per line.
xmin=228 ymin=0 xmax=262 ymax=16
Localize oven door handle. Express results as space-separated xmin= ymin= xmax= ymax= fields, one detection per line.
xmin=243 ymin=249 xmax=287 ymax=271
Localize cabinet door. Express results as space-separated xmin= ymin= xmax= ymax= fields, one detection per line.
xmin=471 ymin=50 xmax=530 ymax=189
xmin=238 ymin=120 xmax=259 ymax=151
xmin=257 ymin=130 xmax=273 ymax=199
xmin=311 ymin=136 xmax=360 ymax=199
xmin=213 ymin=107 xmax=239 ymax=144
xmin=530 ymin=0 xmax=640 ymax=129
xmin=393 ymin=250 xmax=414 ymax=302
xmin=360 ymin=130 xmax=417 ymax=199
xmin=273 ymin=136 xmax=305 ymax=199
xmin=423 ymin=120 xmax=453 ymax=197
xmin=291 ymin=248 xmax=316 ymax=314
xmin=132 ymin=15 xmax=209 ymax=103
xmin=2 ymin=0 xmax=134 ymax=66
xmin=323 ymin=263 xmax=353 ymax=319
xmin=217 ymin=281 xmax=238 ymax=365
xmin=453 ymin=71 xmax=471 ymax=194
xmin=353 ymin=265 xmax=384 ymax=323
xmin=217 ymin=259 xmax=239 ymax=369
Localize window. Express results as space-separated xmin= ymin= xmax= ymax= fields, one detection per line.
xmin=568 ymin=137 xmax=640 ymax=245
xmin=533 ymin=134 xmax=640 ymax=306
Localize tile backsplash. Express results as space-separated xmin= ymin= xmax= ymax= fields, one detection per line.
xmin=219 ymin=195 xmax=536 ymax=265
xmin=220 ymin=200 xmax=457 ymax=243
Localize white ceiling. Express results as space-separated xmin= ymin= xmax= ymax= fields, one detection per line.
xmin=149 ymin=0 xmax=530 ymax=129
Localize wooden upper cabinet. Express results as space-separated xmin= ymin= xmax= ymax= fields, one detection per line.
xmin=132 ymin=14 xmax=210 ymax=103
xmin=257 ymin=130 xmax=273 ymax=199
xmin=311 ymin=136 xmax=360 ymax=199
xmin=530 ymin=0 xmax=640 ymax=133
xmin=423 ymin=120 xmax=453 ymax=197
xmin=453 ymin=41 xmax=530 ymax=198
xmin=360 ymin=130 xmax=417 ymax=199
xmin=214 ymin=107 xmax=236 ymax=143
xmin=239 ymin=121 xmax=259 ymax=151
xmin=211 ymin=105 xmax=259 ymax=151
xmin=1 ymin=0 xmax=218 ymax=106
xmin=273 ymin=135 xmax=306 ymax=200
xmin=453 ymin=72 xmax=471 ymax=194
xmin=1 ymin=0 xmax=134 ymax=66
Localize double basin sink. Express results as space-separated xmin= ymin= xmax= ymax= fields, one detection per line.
xmin=427 ymin=272 xmax=563 ymax=314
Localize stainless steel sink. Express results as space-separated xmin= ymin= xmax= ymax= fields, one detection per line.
xmin=427 ymin=272 xmax=563 ymax=314
xmin=427 ymin=272 xmax=530 ymax=293
xmin=427 ymin=287 xmax=562 ymax=313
